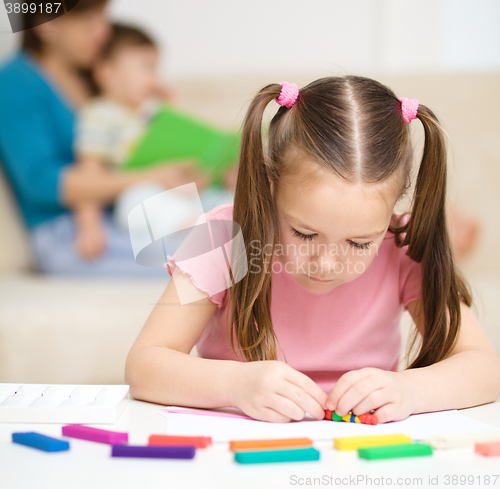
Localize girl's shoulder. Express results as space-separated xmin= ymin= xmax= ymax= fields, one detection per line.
xmin=197 ymin=202 xmax=234 ymax=224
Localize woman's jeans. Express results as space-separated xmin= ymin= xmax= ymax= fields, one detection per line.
xmin=30 ymin=185 xmax=234 ymax=278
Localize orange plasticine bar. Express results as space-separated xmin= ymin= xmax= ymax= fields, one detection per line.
xmin=148 ymin=434 xmax=212 ymax=448
xmin=475 ymin=441 xmax=500 ymax=457
xmin=230 ymin=437 xmax=313 ymax=451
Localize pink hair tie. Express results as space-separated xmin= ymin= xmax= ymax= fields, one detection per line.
xmin=276 ymin=81 xmax=299 ymax=108
xmin=399 ymin=97 xmax=419 ymax=124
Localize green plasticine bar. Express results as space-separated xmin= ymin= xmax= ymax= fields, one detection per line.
xmin=358 ymin=442 xmax=433 ymax=460
xmin=234 ymin=447 xmax=320 ymax=464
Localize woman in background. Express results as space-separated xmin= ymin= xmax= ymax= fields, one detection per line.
xmin=0 ymin=0 xmax=206 ymax=277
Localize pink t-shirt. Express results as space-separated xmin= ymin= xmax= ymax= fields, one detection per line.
xmin=166 ymin=202 xmax=422 ymax=394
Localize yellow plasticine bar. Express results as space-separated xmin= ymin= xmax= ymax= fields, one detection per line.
xmin=334 ymin=434 xmax=412 ymax=451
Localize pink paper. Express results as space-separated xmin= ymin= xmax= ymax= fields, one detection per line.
xmin=162 ymin=407 xmax=255 ymax=420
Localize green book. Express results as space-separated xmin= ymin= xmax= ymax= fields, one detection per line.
xmin=123 ymin=104 xmax=241 ymax=186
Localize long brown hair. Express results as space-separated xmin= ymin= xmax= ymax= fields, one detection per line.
xmin=228 ymin=75 xmax=472 ymax=368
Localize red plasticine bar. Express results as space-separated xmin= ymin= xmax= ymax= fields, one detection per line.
xmin=62 ymin=425 xmax=128 ymax=445
xmin=148 ymin=435 xmax=212 ymax=448
xmin=475 ymin=441 xmax=500 ymax=457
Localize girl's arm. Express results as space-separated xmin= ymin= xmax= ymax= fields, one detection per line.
xmin=325 ymin=298 xmax=500 ymax=422
xmin=398 ymin=298 xmax=500 ymax=413
xmin=125 ymin=269 xmax=329 ymax=420
xmin=124 ymin=269 xmax=236 ymax=408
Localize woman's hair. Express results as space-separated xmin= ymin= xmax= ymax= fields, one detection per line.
xmin=228 ymin=75 xmax=472 ymax=370
xmin=98 ymin=23 xmax=157 ymax=61
xmin=21 ymin=0 xmax=109 ymax=54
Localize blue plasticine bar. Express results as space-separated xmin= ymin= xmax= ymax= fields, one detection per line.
xmin=111 ymin=444 xmax=196 ymax=459
xmin=12 ymin=432 xmax=70 ymax=452
xmin=358 ymin=442 xmax=433 ymax=460
xmin=234 ymin=447 xmax=320 ymax=464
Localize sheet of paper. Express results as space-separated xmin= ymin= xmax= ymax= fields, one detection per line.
xmin=159 ymin=406 xmax=500 ymax=443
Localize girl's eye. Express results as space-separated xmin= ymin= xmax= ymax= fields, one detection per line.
xmin=348 ymin=240 xmax=373 ymax=250
xmin=291 ymin=228 xmax=316 ymax=241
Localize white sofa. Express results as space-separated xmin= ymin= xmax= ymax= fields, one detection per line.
xmin=1 ymin=72 xmax=499 ymax=385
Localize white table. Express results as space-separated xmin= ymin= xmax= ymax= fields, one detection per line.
xmin=1 ymin=399 xmax=499 ymax=489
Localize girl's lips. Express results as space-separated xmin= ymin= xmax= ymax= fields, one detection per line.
xmin=308 ymin=275 xmax=335 ymax=283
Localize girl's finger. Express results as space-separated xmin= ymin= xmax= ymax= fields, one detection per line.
xmin=349 ymin=387 xmax=391 ymax=417
xmin=285 ymin=369 xmax=329 ymax=411
xmin=266 ymin=393 xmax=306 ymax=422
xmin=276 ymin=381 xmax=325 ymax=420
xmin=259 ymin=406 xmax=292 ymax=423
xmin=370 ymin=402 xmax=397 ymax=424
xmin=328 ymin=368 xmax=376 ymax=411
xmin=334 ymin=376 xmax=383 ymax=417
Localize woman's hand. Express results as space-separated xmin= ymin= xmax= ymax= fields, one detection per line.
xmin=222 ymin=164 xmax=238 ymax=191
xmin=227 ymin=360 xmax=329 ymax=423
xmin=146 ymin=161 xmax=210 ymax=192
xmin=325 ymin=368 xmax=417 ymax=424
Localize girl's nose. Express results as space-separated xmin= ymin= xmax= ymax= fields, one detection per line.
xmin=309 ymin=251 xmax=340 ymax=276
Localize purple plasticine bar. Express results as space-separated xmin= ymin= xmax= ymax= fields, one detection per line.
xmin=111 ymin=444 xmax=196 ymax=459
xmin=62 ymin=424 xmax=128 ymax=445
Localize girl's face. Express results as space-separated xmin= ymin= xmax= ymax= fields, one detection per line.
xmin=271 ymin=147 xmax=401 ymax=293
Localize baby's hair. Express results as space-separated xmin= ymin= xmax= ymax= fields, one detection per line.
xmin=98 ymin=22 xmax=157 ymax=61
xmin=227 ymin=75 xmax=472 ymax=370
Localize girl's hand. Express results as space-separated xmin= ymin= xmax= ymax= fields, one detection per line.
xmin=325 ymin=368 xmax=417 ymax=424
xmin=227 ymin=360 xmax=329 ymax=423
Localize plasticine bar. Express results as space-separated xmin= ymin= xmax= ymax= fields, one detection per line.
xmin=149 ymin=434 xmax=212 ymax=448
xmin=358 ymin=442 xmax=433 ymax=460
xmin=334 ymin=434 xmax=412 ymax=451
xmin=112 ymin=444 xmax=196 ymax=459
xmin=12 ymin=432 xmax=70 ymax=452
xmin=475 ymin=440 xmax=500 ymax=457
xmin=423 ymin=430 xmax=500 ymax=449
xmin=234 ymin=447 xmax=320 ymax=464
xmin=62 ymin=424 xmax=128 ymax=445
xmin=230 ymin=437 xmax=313 ymax=451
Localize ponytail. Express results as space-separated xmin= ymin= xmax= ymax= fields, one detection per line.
xmin=389 ymin=105 xmax=473 ymax=369
xmin=227 ymin=84 xmax=284 ymax=362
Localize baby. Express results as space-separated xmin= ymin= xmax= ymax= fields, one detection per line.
xmin=74 ymin=23 xmax=235 ymax=259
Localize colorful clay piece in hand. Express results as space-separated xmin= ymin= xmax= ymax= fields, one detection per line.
xmin=324 ymin=410 xmax=379 ymax=425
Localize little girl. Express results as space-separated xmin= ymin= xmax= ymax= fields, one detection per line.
xmin=125 ymin=76 xmax=500 ymax=423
